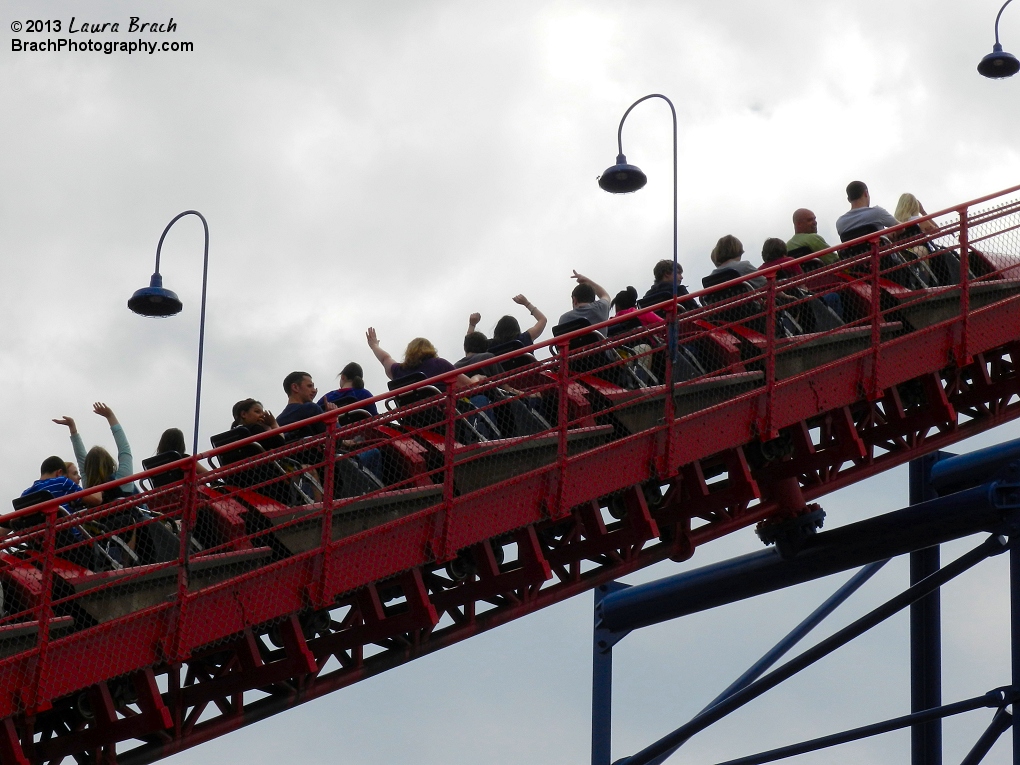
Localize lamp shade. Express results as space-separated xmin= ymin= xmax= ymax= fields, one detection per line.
xmin=598 ymin=154 xmax=648 ymax=194
xmin=127 ymin=273 xmax=183 ymax=317
xmin=978 ymin=44 xmax=1020 ymax=78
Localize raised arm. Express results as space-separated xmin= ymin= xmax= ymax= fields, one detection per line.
xmin=53 ymin=416 xmax=87 ymax=473
xmin=94 ymin=403 xmax=133 ymax=479
xmin=467 ymin=312 xmax=481 ymax=335
xmin=512 ymin=294 xmax=547 ymax=341
xmin=571 ymin=270 xmax=610 ymax=301
xmin=366 ymin=327 xmax=398 ymax=379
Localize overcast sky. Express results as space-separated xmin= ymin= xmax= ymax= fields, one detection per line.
xmin=3 ymin=1 xmax=1020 ymax=763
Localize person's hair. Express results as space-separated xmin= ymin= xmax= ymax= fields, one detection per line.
xmin=761 ymin=238 xmax=788 ymax=263
xmin=40 ymin=455 xmax=66 ymax=475
xmin=464 ymin=331 xmax=489 ymax=354
xmin=338 ymin=362 xmax=365 ymax=389
xmin=232 ymin=398 xmax=261 ymax=426
xmin=846 ymin=180 xmax=868 ymax=202
xmin=493 ymin=315 xmax=522 ymax=344
xmin=571 ymin=283 xmax=596 ymax=304
xmin=653 ymin=259 xmax=678 ymax=282
xmin=64 ymin=461 xmax=75 ymax=474
xmin=894 ymin=193 xmax=921 ymax=223
xmin=711 ymin=235 xmax=744 ymax=266
xmin=83 ymin=445 xmax=116 ymax=489
xmin=403 ymin=338 xmax=437 ymax=369
xmin=156 ymin=428 xmax=186 ymax=455
xmin=611 ymin=286 xmax=638 ymax=313
xmin=283 ymin=371 xmax=310 ymax=395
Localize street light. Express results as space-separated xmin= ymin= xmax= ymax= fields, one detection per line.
xmin=128 ymin=210 xmax=210 ymax=457
xmin=978 ymin=0 xmax=1019 ymax=78
xmin=598 ymin=94 xmax=678 ymax=357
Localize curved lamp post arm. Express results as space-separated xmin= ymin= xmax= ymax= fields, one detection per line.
xmin=994 ymin=0 xmax=1015 ymax=46
xmin=608 ymin=93 xmax=679 ymax=334
xmin=140 ymin=210 xmax=210 ymax=457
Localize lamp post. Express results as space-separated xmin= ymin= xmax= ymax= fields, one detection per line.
xmin=598 ymin=94 xmax=679 ymax=359
xmin=128 ymin=210 xmax=210 ymax=457
xmin=978 ymin=0 xmax=1019 ymax=78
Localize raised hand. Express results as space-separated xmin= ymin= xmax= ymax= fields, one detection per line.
xmin=52 ymin=416 xmax=77 ymax=434
xmin=92 ymin=402 xmax=119 ymax=425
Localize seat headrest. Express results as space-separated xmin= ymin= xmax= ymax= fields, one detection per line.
xmin=702 ymin=268 xmax=744 ymax=289
xmin=12 ymin=489 xmax=56 ymax=512
xmin=552 ymin=318 xmax=592 ymax=337
xmin=388 ymin=371 xmax=427 ymax=391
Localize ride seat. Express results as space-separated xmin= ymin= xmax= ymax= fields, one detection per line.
xmin=209 ymin=428 xmax=314 ymax=506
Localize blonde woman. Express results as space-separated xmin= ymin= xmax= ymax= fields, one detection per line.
xmin=894 ymin=193 xmax=939 ymax=235
xmin=366 ymin=329 xmax=483 ymax=390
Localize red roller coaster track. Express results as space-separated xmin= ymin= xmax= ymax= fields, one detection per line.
xmin=0 ymin=185 xmax=1019 ymax=764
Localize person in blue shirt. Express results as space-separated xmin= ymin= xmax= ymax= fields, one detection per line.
xmin=21 ymin=455 xmax=101 ymax=512
xmin=317 ymin=362 xmax=379 ymax=415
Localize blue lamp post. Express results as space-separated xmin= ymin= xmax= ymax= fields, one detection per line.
xmin=978 ymin=0 xmax=1019 ymax=78
xmin=128 ymin=210 xmax=210 ymax=457
xmin=598 ymin=94 xmax=679 ymax=359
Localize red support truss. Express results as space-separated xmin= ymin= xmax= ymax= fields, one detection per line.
xmin=1 ymin=185 xmax=1020 ymax=763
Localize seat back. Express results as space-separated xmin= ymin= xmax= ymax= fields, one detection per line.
xmin=606 ymin=316 xmax=643 ymax=337
xmin=210 ymin=427 xmax=263 ymax=467
xmin=701 ymin=268 xmax=767 ymax=334
xmin=487 ymin=340 xmax=537 ymax=372
xmin=141 ymin=451 xmax=185 ymax=488
xmin=7 ymin=490 xmax=55 ymax=530
xmin=552 ymin=319 xmax=640 ymax=389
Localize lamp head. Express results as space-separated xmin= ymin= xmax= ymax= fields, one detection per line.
xmin=978 ymin=43 xmax=1020 ymax=78
xmin=128 ymin=273 xmax=183 ymax=317
xmin=598 ymin=154 xmax=648 ymax=194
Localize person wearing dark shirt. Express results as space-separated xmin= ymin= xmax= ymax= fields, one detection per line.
xmin=468 ymin=294 xmax=548 ymax=350
xmin=317 ymin=362 xmax=379 ymax=415
xmin=230 ymin=398 xmax=287 ymax=450
xmin=366 ymin=329 xmax=483 ymax=390
xmin=277 ymin=371 xmax=337 ymax=440
xmin=639 ymin=259 xmax=694 ymax=313
xmin=456 ymin=332 xmax=504 ymax=378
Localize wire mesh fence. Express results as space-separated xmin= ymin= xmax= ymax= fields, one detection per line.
xmin=1 ymin=184 xmax=1020 ymax=729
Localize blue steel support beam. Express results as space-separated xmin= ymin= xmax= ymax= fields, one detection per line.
xmin=705 ymin=689 xmax=1009 ymax=765
xmin=593 ymin=582 xmax=630 ymax=765
xmin=1012 ymin=535 xmax=1020 ymax=765
xmin=959 ymin=707 xmax=1014 ymax=765
xmin=615 ymin=535 xmax=1009 ymax=765
xmin=910 ymin=453 xmax=944 ymax=765
xmin=639 ymin=560 xmax=888 ymax=765
xmin=928 ymin=438 xmax=1020 ymax=495
xmin=705 ymin=560 xmax=887 ymax=713
xmin=599 ymin=477 xmax=1020 ymax=634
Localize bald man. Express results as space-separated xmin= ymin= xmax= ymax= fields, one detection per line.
xmin=787 ymin=208 xmax=837 ymax=265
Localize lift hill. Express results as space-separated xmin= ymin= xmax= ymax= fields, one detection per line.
xmin=0 ymin=184 xmax=1019 ymax=764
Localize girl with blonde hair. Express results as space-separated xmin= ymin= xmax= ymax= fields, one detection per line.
xmin=53 ymin=402 xmax=139 ymax=501
xmin=894 ymin=193 xmax=939 ymax=235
